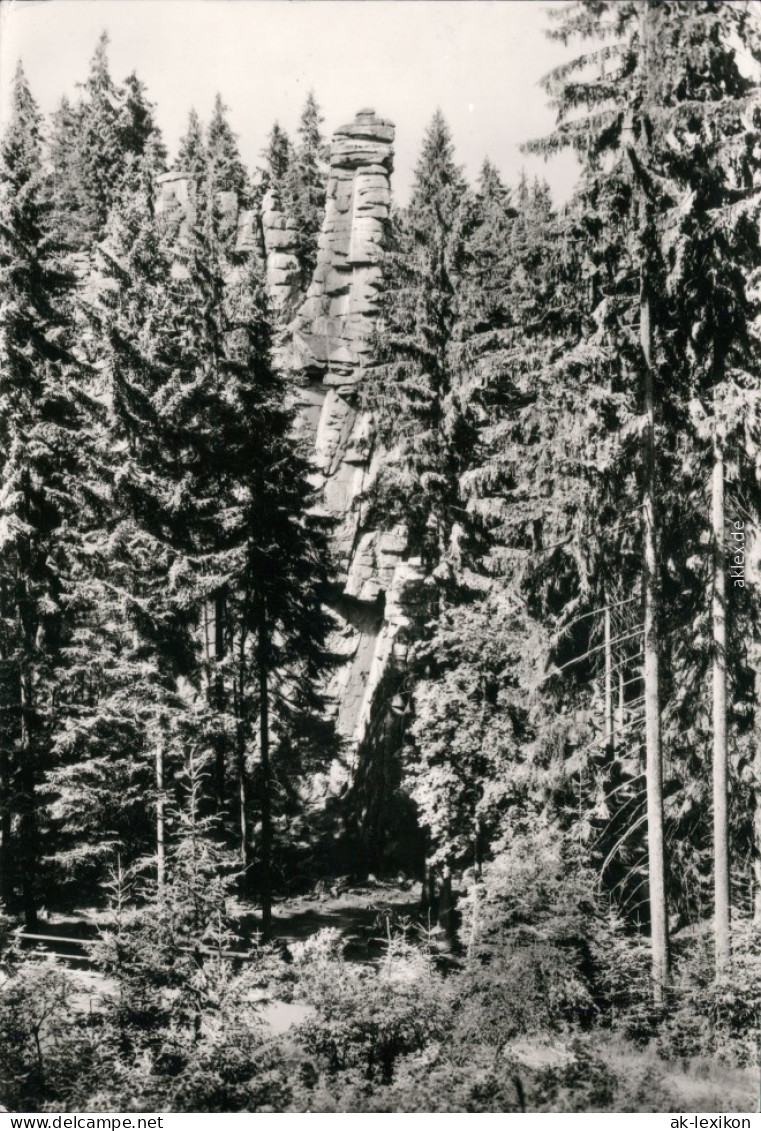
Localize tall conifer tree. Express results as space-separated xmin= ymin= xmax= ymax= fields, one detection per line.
xmin=285 ymin=91 xmax=328 ymax=285
xmin=78 ymin=32 xmax=124 ymax=244
xmin=368 ymin=110 xmax=472 ymax=576
xmin=0 ymin=64 xmax=82 ymax=924
xmin=177 ymin=108 xmax=207 ymax=190
xmin=262 ymin=122 xmax=293 ymax=190
xmin=652 ymin=0 xmax=761 ymax=975
xmin=206 ymin=94 xmax=248 ymax=198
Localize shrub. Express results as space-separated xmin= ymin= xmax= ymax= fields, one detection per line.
xmin=293 ymin=929 xmax=451 ymax=1082
xmin=0 ymin=954 xmax=90 ymax=1111
xmin=455 ymin=838 xmax=601 ymax=1045
xmin=658 ymin=919 xmax=761 ymax=1065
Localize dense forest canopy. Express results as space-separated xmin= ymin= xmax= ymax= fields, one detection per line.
xmin=2 ymin=2 xmax=761 ymax=1114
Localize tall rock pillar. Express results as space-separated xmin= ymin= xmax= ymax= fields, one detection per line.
xmin=291 ymin=109 xmax=422 ymax=791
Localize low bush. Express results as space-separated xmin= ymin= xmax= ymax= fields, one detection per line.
xmin=292 ymin=929 xmax=451 ymax=1082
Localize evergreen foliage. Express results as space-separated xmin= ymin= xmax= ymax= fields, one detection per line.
xmin=1 ymin=12 xmax=761 ymax=1112
xmin=262 ymin=122 xmax=293 ymax=190
xmin=283 ymin=91 xmax=328 ymax=284
xmin=77 ymin=33 xmax=127 ymax=243
xmin=177 ymin=108 xmax=207 ymax=190
xmin=206 ymin=94 xmax=248 ymax=198
xmin=367 ymin=110 xmax=473 ymax=575
xmin=0 ymin=62 xmax=84 ymax=925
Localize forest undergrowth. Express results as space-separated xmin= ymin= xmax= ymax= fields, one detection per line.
xmin=4 ymin=0 xmax=761 ymax=1112
xmin=1 ymin=839 xmax=760 ymax=1113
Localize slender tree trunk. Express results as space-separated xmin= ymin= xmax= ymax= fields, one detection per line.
xmin=258 ymin=596 xmax=273 ymax=942
xmin=421 ymin=859 xmax=436 ymax=919
xmin=238 ymin=744 xmax=251 ymax=893
xmin=617 ymin=667 xmax=625 ymax=739
xmin=156 ymin=743 xmax=165 ymax=892
xmin=474 ymin=816 xmax=483 ymax=882
xmin=233 ymin=629 xmax=252 ymax=896
xmin=19 ymin=661 xmax=37 ymax=931
xmin=641 ymin=282 xmax=669 ymax=1003
xmin=751 ymin=553 xmax=761 ymax=924
xmin=604 ymin=604 xmax=614 ymax=752
xmin=712 ymin=433 xmax=730 ymax=974
xmin=468 ymin=873 xmax=480 ymax=959
xmin=0 ymin=737 xmax=13 ymax=909
xmin=0 ymin=580 xmax=12 ymax=910
xmin=437 ymin=864 xmax=455 ymax=946
xmin=634 ymin=0 xmax=669 ymax=1006
xmin=754 ymin=744 xmax=761 ymax=925
xmin=213 ymin=589 xmax=226 ymax=811
xmin=203 ymin=599 xmax=210 ymax=669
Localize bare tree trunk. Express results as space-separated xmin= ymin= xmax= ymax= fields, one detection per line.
xmin=238 ymin=747 xmax=251 ymax=891
xmin=617 ymin=667 xmax=625 ymax=739
xmin=235 ymin=627 xmax=252 ymax=898
xmin=604 ymin=604 xmax=614 ymax=752
xmin=437 ymin=865 xmax=455 ymax=946
xmin=19 ymin=661 xmax=37 ymax=931
xmin=468 ymin=874 xmax=480 ymax=959
xmin=213 ymin=590 xmax=226 ymax=811
xmin=754 ymin=754 xmax=761 ymax=926
xmin=0 ymin=738 xmax=13 ymax=909
xmin=0 ymin=583 xmax=13 ymax=911
xmin=634 ymin=0 xmax=669 ymax=1007
xmin=421 ymin=859 xmax=436 ymax=920
xmin=258 ymin=596 xmax=272 ymax=942
xmin=156 ymin=743 xmax=165 ymax=892
xmin=237 ymin=636 xmax=252 ymax=899
xmin=712 ymin=434 xmax=730 ymax=974
xmin=750 ymin=538 xmax=761 ymax=924
xmin=641 ymin=282 xmax=669 ymax=1004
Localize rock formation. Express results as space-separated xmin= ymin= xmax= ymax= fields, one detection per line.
xmin=260 ymin=188 xmax=302 ymax=315
xmin=156 ymin=108 xmax=423 ymax=804
xmin=288 ymin=109 xmax=425 ymax=796
xmin=291 ymin=107 xmax=393 ymax=383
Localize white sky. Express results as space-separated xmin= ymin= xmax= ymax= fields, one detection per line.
xmin=0 ymin=0 xmax=580 ymax=206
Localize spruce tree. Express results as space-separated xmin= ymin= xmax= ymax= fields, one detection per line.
xmin=47 ymin=96 xmax=86 ymax=250
xmin=361 ymin=111 xmax=477 ymax=929
xmin=529 ymin=0 xmax=761 ymax=997
xmin=118 ymin=71 xmax=167 ymax=171
xmin=87 ymin=148 xmax=332 ymax=930
xmin=169 ymin=203 xmax=331 ymax=931
xmin=651 ymin=0 xmax=761 ymax=975
xmin=527 ymin=0 xmax=675 ymax=1001
xmin=206 ymin=94 xmax=247 ymax=198
xmin=218 ymin=252 xmax=332 ymax=932
xmin=426 ymin=158 xmax=640 ymax=934
xmin=56 ymin=149 xmax=194 ymax=893
xmin=367 ymin=110 xmax=472 ymax=576
xmin=285 ymin=90 xmax=328 ymax=284
xmin=77 ymin=32 xmax=124 ymax=244
xmin=262 ymin=122 xmax=293 ymax=190
xmin=0 ymin=63 xmax=81 ymax=925
xmin=177 ymin=108 xmax=207 ymax=190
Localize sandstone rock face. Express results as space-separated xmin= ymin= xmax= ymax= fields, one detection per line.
xmin=261 ymin=188 xmax=302 ymax=315
xmin=289 ymin=110 xmax=425 ymax=777
xmin=292 ymin=108 xmax=394 ymax=386
xmin=157 ymin=169 xmax=192 ymax=214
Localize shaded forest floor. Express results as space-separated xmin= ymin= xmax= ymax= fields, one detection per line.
xmin=253 ymin=879 xmax=424 ymax=958
xmin=26 ymin=877 xmax=424 ymax=960
xmin=7 ymin=884 xmax=761 ymax=1113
